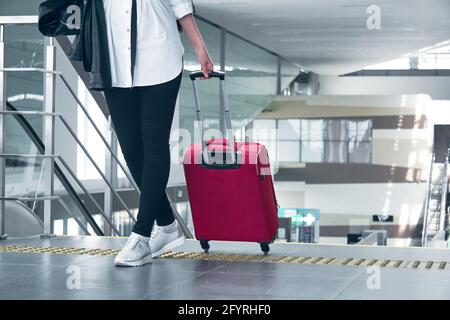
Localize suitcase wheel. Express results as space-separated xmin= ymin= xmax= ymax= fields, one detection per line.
xmin=259 ymin=242 xmax=270 ymax=255
xmin=199 ymin=240 xmax=210 ymax=253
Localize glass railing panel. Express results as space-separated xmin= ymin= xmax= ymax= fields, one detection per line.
xmin=52 ymin=171 xmax=99 ymax=236
xmin=4 ymin=155 xmax=46 ymax=201
xmin=1 ymin=112 xmax=103 ymax=235
xmin=281 ymin=58 xmax=301 ymax=91
xmin=3 ymin=24 xmax=46 ymax=142
xmin=2 ymin=154 xmax=100 ymax=236
xmin=4 ymin=24 xmax=45 ymax=110
xmin=0 ymin=1 xmax=42 ymax=16
xmin=2 ymin=111 xmax=43 ymax=160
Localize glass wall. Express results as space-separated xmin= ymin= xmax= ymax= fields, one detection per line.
xmin=179 ymin=18 xmax=300 ymax=141
xmin=4 ymin=24 xmax=45 ymax=152
xmin=250 ymin=118 xmax=373 ymax=164
xmin=281 ymin=58 xmax=301 ymax=91
xmin=0 ymin=0 xmax=42 ymax=16
xmin=179 ymin=19 xmax=222 ymax=138
xmin=364 ymin=43 xmax=450 ymax=70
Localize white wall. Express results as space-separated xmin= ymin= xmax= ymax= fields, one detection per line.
xmin=275 ymin=181 xmax=426 ymax=227
xmin=318 ymin=76 xmax=450 ymax=100
xmin=372 ymin=129 xmax=431 ymax=171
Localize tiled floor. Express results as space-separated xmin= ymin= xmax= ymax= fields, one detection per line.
xmin=1 ymin=235 xmax=450 ymax=300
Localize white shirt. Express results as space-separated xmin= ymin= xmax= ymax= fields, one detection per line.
xmin=102 ymin=0 xmax=193 ymax=87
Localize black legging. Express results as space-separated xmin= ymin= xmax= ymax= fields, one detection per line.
xmin=103 ymin=71 xmax=183 ymax=237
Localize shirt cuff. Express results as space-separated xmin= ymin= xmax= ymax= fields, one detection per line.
xmin=169 ymin=0 xmax=193 ymax=20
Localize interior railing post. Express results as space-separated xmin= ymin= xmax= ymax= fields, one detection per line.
xmin=41 ymin=36 xmax=56 ymax=238
xmin=0 ymin=24 xmax=7 ymax=240
xmin=103 ymin=115 xmax=117 ymax=236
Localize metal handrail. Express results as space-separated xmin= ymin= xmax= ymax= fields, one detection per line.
xmin=0 ymin=68 xmax=140 ymax=195
xmin=439 ymin=150 xmax=450 ymax=232
xmin=0 ymin=110 xmax=136 ymax=226
xmin=56 ymin=155 xmax=121 ymax=236
xmin=0 ymin=16 xmax=38 ymax=25
xmin=57 ymin=197 xmax=91 ymax=236
xmin=421 ymin=152 xmax=435 ymax=247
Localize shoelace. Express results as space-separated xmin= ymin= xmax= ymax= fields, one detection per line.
xmin=149 ymin=227 xmax=162 ymax=242
xmin=124 ymin=236 xmax=142 ymax=251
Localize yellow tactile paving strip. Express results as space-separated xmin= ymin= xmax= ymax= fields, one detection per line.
xmin=1 ymin=245 xmax=449 ymax=270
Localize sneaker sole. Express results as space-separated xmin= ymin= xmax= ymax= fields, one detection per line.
xmin=152 ymin=236 xmax=186 ymax=258
xmin=114 ymin=253 xmax=154 ymax=267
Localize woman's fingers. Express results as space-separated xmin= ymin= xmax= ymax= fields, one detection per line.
xmin=200 ymin=61 xmax=214 ymax=80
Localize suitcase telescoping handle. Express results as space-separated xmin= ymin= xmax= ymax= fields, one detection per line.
xmin=190 ymin=70 xmax=237 ymax=166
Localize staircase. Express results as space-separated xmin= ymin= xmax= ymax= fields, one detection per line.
xmin=0 ymin=16 xmax=192 ymax=239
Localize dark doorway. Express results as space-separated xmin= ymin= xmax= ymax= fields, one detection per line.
xmin=433 ymin=125 xmax=450 ymax=162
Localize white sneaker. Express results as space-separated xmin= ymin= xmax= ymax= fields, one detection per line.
xmin=114 ymin=232 xmax=153 ymax=267
xmin=149 ymin=220 xmax=186 ymax=258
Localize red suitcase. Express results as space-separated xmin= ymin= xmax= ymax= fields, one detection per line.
xmin=183 ymin=71 xmax=279 ymax=255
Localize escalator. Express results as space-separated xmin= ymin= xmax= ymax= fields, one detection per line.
xmin=422 ymin=150 xmax=450 ymax=247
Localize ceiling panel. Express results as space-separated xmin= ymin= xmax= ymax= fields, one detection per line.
xmin=194 ymin=0 xmax=450 ymax=75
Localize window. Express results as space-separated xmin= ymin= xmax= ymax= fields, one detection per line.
xmin=278 ymin=120 xmax=300 ymax=162
xmin=249 ymin=118 xmax=372 ymax=164
xmin=348 ymin=120 xmax=372 ymax=163
xmin=249 ymin=119 xmax=278 ymax=163
xmin=301 ymin=119 xmax=324 ymax=162
xmin=325 ymin=119 xmax=348 ymax=163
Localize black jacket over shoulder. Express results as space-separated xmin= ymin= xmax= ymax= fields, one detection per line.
xmin=38 ymin=0 xmax=112 ymax=91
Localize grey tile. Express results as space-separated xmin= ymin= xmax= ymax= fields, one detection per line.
xmin=177 ymin=240 xmax=390 ymax=260
xmin=1 ymin=236 xmax=45 ymax=247
xmin=38 ymin=236 xmax=127 ymax=250
xmin=0 ymin=276 xmax=151 ymax=300
xmin=336 ymin=282 xmax=450 ymax=300
xmin=334 ymin=268 xmax=450 ymax=299
xmin=0 ymin=251 xmax=98 ymax=267
xmin=2 ymin=235 xmax=126 ymax=250
xmin=211 ymin=262 xmax=365 ymax=280
xmin=27 ymin=265 xmax=197 ymax=291
xmin=3 ymin=235 xmax=450 ymax=300
xmin=148 ymin=291 xmax=302 ymax=300
xmin=74 ymin=255 xmax=228 ymax=273
xmin=356 ymin=267 xmax=450 ymax=287
xmin=380 ymin=249 xmax=450 ymax=262
xmin=147 ymin=271 xmax=354 ymax=300
xmin=0 ymin=263 xmax=62 ymax=288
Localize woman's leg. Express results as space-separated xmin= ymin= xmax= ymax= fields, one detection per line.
xmin=103 ymin=87 xmax=143 ymax=190
xmin=132 ymin=72 xmax=182 ymax=237
xmin=104 ymin=85 xmax=176 ymax=232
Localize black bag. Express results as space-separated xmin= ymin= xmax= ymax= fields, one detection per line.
xmin=38 ymin=0 xmax=83 ymax=61
xmin=38 ymin=0 xmax=83 ymax=37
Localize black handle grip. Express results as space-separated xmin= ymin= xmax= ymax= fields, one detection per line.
xmin=189 ymin=70 xmax=225 ymax=81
